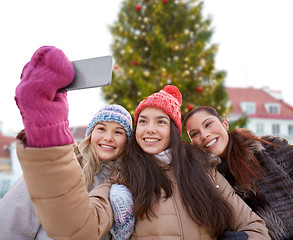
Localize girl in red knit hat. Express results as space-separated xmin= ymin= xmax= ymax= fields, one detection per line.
xmin=14 ymin=46 xmax=270 ymax=240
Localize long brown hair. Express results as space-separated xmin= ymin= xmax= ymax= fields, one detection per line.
xmin=184 ymin=106 xmax=271 ymax=191
xmin=119 ymin=120 xmax=232 ymax=237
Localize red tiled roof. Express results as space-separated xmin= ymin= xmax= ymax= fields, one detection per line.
xmin=226 ymin=87 xmax=293 ymax=119
xmin=0 ymin=133 xmax=16 ymax=158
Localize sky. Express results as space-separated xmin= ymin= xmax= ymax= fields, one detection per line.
xmin=1 ymin=0 xmax=293 ymax=134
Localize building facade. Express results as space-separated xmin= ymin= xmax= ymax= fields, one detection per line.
xmin=0 ymin=127 xmax=21 ymax=198
xmin=226 ymin=87 xmax=293 ymax=143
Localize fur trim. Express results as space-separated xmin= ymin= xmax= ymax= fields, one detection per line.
xmin=217 ymin=135 xmax=293 ymax=240
xmin=207 ymin=153 xmax=221 ymax=168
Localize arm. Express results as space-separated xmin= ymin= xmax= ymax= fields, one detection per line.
xmin=14 ymin=46 xmax=113 ymax=240
xmin=213 ymin=170 xmax=270 ymax=240
xmin=16 ymin=139 xmax=114 ymax=240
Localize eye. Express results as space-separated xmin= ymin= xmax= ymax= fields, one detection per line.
xmin=158 ymin=119 xmax=168 ymax=125
xmin=205 ymin=121 xmax=213 ymax=128
xmin=190 ymin=132 xmax=198 ymax=138
xmin=114 ymin=130 xmax=124 ymax=135
xmin=138 ymin=119 xmax=147 ymax=124
xmin=95 ymin=126 xmax=106 ymax=132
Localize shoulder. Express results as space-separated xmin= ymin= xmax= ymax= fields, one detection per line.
xmin=259 ymin=135 xmax=293 ymax=156
xmin=261 ymin=135 xmax=291 ymax=147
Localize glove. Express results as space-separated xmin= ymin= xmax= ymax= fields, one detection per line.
xmin=110 ymin=184 xmax=135 ymax=240
xmin=218 ymin=231 xmax=248 ymax=240
xmin=15 ymin=46 xmax=75 ymax=148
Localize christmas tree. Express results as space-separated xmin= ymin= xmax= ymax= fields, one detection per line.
xmin=102 ymin=0 xmax=243 ymax=139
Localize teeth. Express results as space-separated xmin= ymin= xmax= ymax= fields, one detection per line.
xmin=206 ymin=139 xmax=217 ymax=148
xmin=100 ymin=144 xmax=114 ymax=149
xmin=145 ymin=138 xmax=158 ymax=142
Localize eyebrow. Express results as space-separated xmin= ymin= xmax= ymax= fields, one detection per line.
xmin=138 ymin=115 xmax=170 ymax=121
xmin=96 ymin=122 xmax=106 ymax=126
xmin=116 ymin=127 xmax=126 ymax=131
xmin=202 ymin=117 xmax=212 ymax=125
xmin=96 ymin=123 xmax=126 ymax=131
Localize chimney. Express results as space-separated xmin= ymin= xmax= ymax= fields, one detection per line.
xmin=262 ymin=87 xmax=283 ymax=100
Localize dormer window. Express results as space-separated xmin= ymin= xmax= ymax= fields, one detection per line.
xmin=240 ymin=102 xmax=256 ymax=114
xmin=265 ymin=103 xmax=280 ymax=114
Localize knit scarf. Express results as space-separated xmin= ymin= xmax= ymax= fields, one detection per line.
xmin=88 ymin=159 xmax=120 ymax=191
xmin=154 ymin=149 xmax=172 ymax=165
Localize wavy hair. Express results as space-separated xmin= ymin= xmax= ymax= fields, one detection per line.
xmin=75 ymin=135 xmax=100 ymax=189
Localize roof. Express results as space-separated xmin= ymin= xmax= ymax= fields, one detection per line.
xmin=226 ymin=87 xmax=293 ymax=119
xmin=70 ymin=126 xmax=87 ymax=142
xmin=0 ymin=133 xmax=16 ymax=158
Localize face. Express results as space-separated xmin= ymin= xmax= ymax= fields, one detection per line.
xmin=136 ymin=107 xmax=171 ymax=155
xmin=90 ymin=121 xmax=128 ymax=162
xmin=185 ymin=110 xmax=229 ymax=157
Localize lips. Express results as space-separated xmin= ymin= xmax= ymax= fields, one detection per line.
xmin=144 ymin=138 xmax=159 ymax=142
xmin=205 ymin=138 xmax=217 ymax=148
xmin=99 ymin=144 xmax=115 ymax=150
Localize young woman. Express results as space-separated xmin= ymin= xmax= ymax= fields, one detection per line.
xmin=0 ymin=104 xmax=134 ymax=240
xmin=184 ymin=106 xmax=293 ymax=240
xmin=14 ymin=46 xmax=270 ymax=239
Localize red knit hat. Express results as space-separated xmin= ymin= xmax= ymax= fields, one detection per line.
xmin=134 ymin=85 xmax=182 ymax=134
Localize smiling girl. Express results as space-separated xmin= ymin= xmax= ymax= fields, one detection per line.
xmin=184 ymin=106 xmax=293 ymax=240
xmin=0 ymin=101 xmax=134 ymax=240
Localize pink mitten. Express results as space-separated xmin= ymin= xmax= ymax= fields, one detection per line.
xmin=15 ymin=46 xmax=75 ymax=148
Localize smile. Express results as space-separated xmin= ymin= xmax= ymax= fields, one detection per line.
xmin=144 ymin=138 xmax=159 ymax=142
xmin=205 ymin=138 xmax=217 ymax=148
xmin=99 ymin=144 xmax=115 ymax=149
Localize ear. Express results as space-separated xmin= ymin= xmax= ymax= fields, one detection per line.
xmin=223 ymin=119 xmax=229 ymax=131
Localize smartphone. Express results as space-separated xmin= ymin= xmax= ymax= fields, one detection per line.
xmin=60 ymin=55 xmax=113 ymax=92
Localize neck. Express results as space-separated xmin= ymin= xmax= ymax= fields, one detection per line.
xmin=219 ymin=139 xmax=229 ymax=162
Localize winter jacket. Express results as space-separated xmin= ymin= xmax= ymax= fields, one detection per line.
xmin=217 ymin=134 xmax=293 ymax=240
xmin=0 ymin=147 xmax=132 ymax=240
xmin=16 ymin=140 xmax=270 ymax=240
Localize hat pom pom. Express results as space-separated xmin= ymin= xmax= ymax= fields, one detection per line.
xmin=162 ymin=85 xmax=182 ymax=104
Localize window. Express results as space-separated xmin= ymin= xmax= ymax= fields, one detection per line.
xmin=272 ymin=124 xmax=280 ymax=135
xmin=0 ymin=158 xmax=12 ymax=172
xmin=0 ymin=179 xmax=11 ymax=198
xmin=256 ymin=123 xmax=264 ymax=135
xmin=265 ymin=103 xmax=280 ymax=114
xmin=289 ymin=125 xmax=293 ymax=136
xmin=240 ymin=102 xmax=256 ymax=114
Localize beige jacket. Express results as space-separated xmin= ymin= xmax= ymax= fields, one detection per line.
xmin=16 ymin=141 xmax=270 ymax=240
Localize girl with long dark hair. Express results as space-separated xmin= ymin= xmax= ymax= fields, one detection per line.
xmin=184 ymin=105 xmax=293 ymax=240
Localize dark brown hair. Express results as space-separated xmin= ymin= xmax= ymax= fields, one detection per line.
xmin=184 ymin=106 xmax=270 ymax=191
xmin=119 ymin=120 xmax=233 ymax=237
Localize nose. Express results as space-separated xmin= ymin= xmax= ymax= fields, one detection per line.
xmin=146 ymin=122 xmax=157 ymax=133
xmin=103 ymin=131 xmax=114 ymax=141
xmin=200 ymin=129 xmax=210 ymax=141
